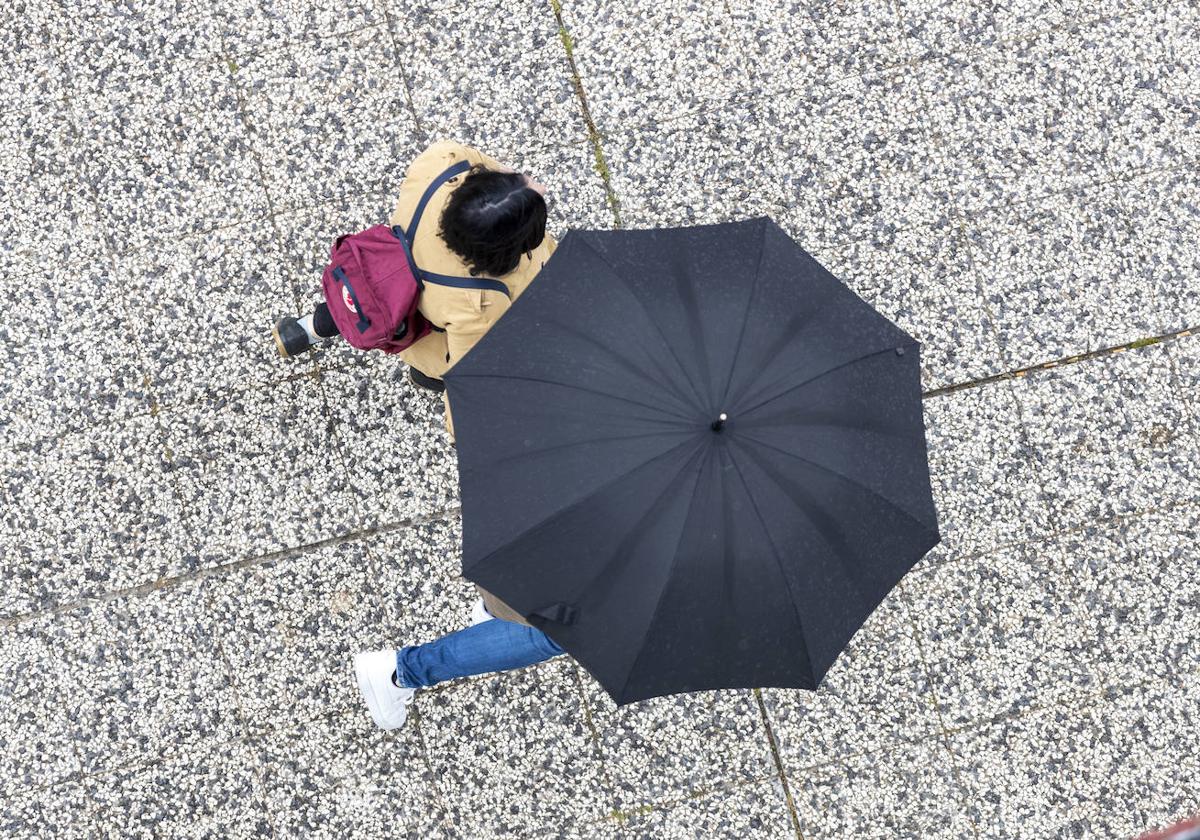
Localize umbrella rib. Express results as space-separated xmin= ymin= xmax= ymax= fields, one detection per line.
xmin=716 ymin=217 xmax=769 ymax=409
xmin=529 ymin=313 xmax=699 ymax=418
xmin=574 ymin=235 xmax=711 ymax=411
xmin=463 ymin=435 xmax=708 ymax=578
xmin=460 ymin=429 xmax=695 ymax=475
xmin=723 ymin=447 xmax=816 ymax=688
xmin=735 ymin=346 xmax=905 ymax=419
xmin=614 ymin=443 xmax=712 ymax=705
xmin=739 ymin=413 xmax=909 ymax=438
xmin=737 ymin=431 xmax=938 ymax=538
xmin=449 ymin=372 xmax=696 ymax=424
xmin=560 ymin=438 xmax=712 ymax=630
xmin=723 ymin=283 xmax=845 ymax=410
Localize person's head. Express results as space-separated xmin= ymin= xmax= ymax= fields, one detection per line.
xmin=439 ymin=165 xmax=548 ymax=277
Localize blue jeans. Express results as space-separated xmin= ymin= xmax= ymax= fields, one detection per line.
xmin=395 ymin=617 xmax=565 ymax=689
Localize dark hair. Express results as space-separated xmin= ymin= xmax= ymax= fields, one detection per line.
xmin=439 ymin=164 xmax=548 ymax=278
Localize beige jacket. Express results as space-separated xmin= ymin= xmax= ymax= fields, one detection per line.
xmin=390 ymin=141 xmax=556 ymax=627
xmin=389 ymin=140 xmax=557 ymax=441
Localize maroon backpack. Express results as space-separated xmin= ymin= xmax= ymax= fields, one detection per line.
xmin=320 ymin=160 xmax=512 ymax=354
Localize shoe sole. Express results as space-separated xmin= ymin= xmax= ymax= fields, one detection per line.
xmin=354 ymin=653 xmax=390 ymax=729
xmin=271 ymin=323 xmax=290 ymax=358
xmin=470 ymin=598 xmax=495 ymax=626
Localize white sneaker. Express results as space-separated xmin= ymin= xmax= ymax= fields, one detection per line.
xmin=469 ymin=597 xmax=495 ymax=626
xmin=354 ymin=650 xmax=416 ymax=730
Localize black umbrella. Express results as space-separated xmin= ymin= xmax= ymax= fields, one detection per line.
xmin=444 ymin=216 xmax=939 ymax=705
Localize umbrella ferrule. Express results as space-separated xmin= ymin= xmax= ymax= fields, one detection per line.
xmin=711 ymin=412 xmax=729 ymax=432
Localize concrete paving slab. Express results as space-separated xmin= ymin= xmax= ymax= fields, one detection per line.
xmin=1120 ymin=168 xmax=1200 ymax=333
xmin=726 ymin=0 xmax=910 ymax=92
xmin=0 ymin=3 xmax=73 ymax=114
xmin=915 ymin=25 xmax=1128 ymax=215
xmin=1012 ymin=342 xmax=1200 ymax=532
xmin=1154 ymin=1 xmax=1200 ymax=108
xmin=26 ymin=249 xmax=150 ymax=435
xmin=515 ymin=139 xmax=617 ymax=235
xmin=71 ymin=58 xmax=269 ymax=243
xmin=0 ymin=246 xmax=151 ymax=450
xmin=239 ymin=27 xmax=421 ymax=210
xmin=162 ymin=378 xmax=367 ymax=565
xmin=923 ymin=381 xmax=1052 ymax=558
xmin=1174 ymin=337 xmax=1200 ymax=426
xmin=214 ymin=0 xmax=381 ymax=62
xmin=365 ymin=517 xmax=482 ymax=661
xmin=948 ymin=672 xmax=1200 ymax=839
xmin=83 ymin=738 xmax=274 ymax=839
xmin=1089 ymin=5 xmax=1200 ymax=177
xmin=0 ymin=105 xmax=94 ymax=255
xmin=0 ymin=777 xmax=93 ymax=840
xmin=417 ymin=657 xmax=611 ymax=837
xmin=0 ymin=415 xmax=188 ymax=617
xmin=761 ymin=588 xmax=941 ymax=771
xmin=967 ymin=180 xmax=1164 ymax=370
xmin=905 ymin=536 xmax=1104 ymax=728
xmin=579 ymin=686 xmax=775 ymax=812
xmin=59 ymin=580 xmax=244 ymax=778
xmin=603 ymin=100 xmax=794 ymax=229
xmin=0 ymin=114 xmax=149 ymax=444
xmin=1058 ymin=506 xmax=1200 ymax=688
xmin=122 ymin=217 xmax=301 ymax=407
xmin=249 ymin=706 xmax=452 ymax=838
xmin=0 ymin=618 xmax=80 ymax=800
xmin=320 ymin=366 xmax=459 ymax=532
xmin=891 ymin=0 xmax=1000 ymax=58
xmin=849 ymin=224 xmax=1001 ymax=388
xmin=562 ymin=0 xmax=750 ymax=133
xmin=769 ymin=67 xmax=950 ymax=246
xmin=615 ymin=779 xmax=796 ymax=839
xmin=53 ymin=0 xmax=221 ymax=100
xmin=792 ymin=738 xmax=976 ymax=839
xmin=203 ymin=540 xmax=395 ymax=734
xmin=388 ymin=0 xmax=587 ymax=156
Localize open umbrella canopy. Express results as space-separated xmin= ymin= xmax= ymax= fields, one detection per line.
xmin=444 ymin=216 xmax=940 ymax=705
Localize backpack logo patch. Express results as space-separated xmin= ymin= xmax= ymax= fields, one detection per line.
xmin=341 ymin=284 xmax=357 ymax=313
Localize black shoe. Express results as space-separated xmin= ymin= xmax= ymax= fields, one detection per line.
xmin=409 ymin=368 xmax=445 ymax=393
xmin=273 ymin=316 xmax=313 ymax=358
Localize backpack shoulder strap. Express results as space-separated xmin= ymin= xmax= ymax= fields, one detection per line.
xmin=421 ymin=271 xmax=511 ymax=299
xmin=397 ymin=158 xmax=513 ymax=299
xmin=405 ymin=160 xmax=472 ymax=243
xmin=388 ymin=227 xmax=513 ymax=299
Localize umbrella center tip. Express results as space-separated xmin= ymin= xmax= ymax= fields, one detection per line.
xmin=711 ymin=412 xmax=728 ymax=433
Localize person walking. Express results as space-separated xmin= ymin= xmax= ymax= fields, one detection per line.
xmin=355 ymin=596 xmax=565 ymax=730
xmin=272 ymin=141 xmax=567 ymax=730
xmin=271 ymin=139 xmax=555 ymax=436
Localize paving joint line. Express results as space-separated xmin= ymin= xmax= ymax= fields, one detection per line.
xmin=898 ymin=577 xmax=984 ymax=839
xmin=922 ymin=327 xmax=1198 ymax=398
xmin=219 ymin=21 xmax=390 ymax=68
xmin=199 ymin=583 xmax=284 ymax=840
xmin=0 ymin=506 xmax=463 ymax=629
xmin=602 ymin=771 xmax=789 ymax=826
xmin=548 ymin=0 xmax=622 ymax=228
xmin=752 ymin=687 xmax=806 ymax=839
xmin=913 ymin=496 xmax=1200 ymax=576
xmin=375 ymin=0 xmax=428 ymax=141
xmin=565 ymin=662 xmax=624 ymax=817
